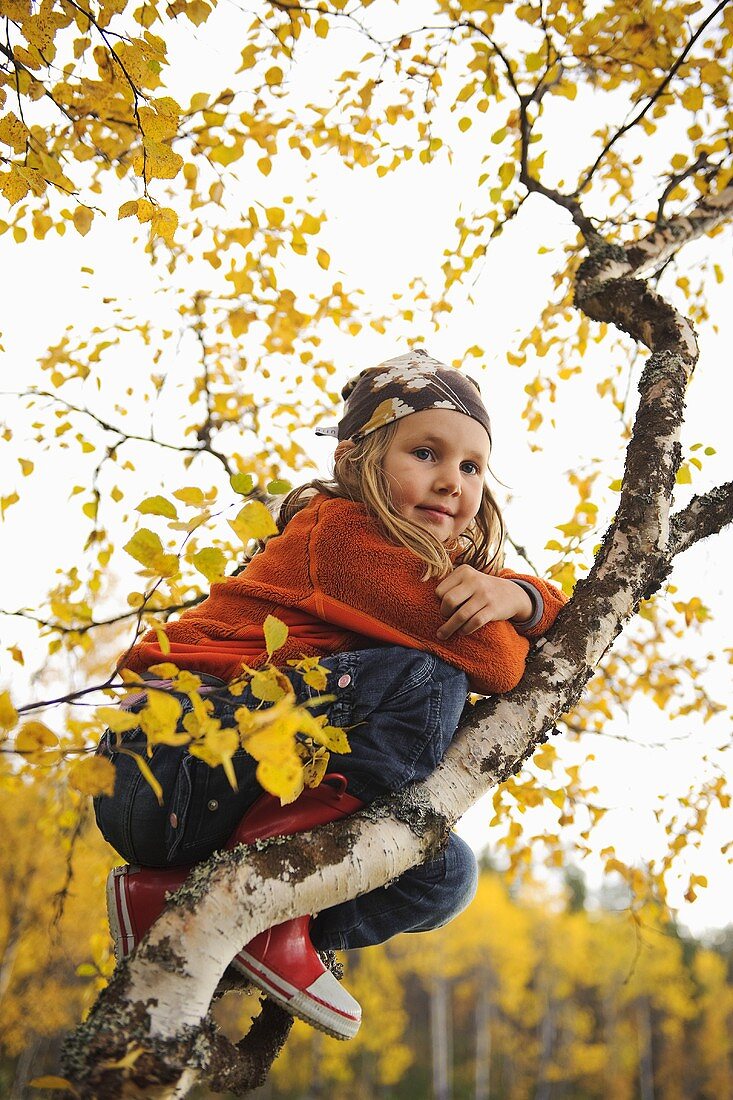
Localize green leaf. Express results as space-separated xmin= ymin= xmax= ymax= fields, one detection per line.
xmin=266 ymin=478 xmax=292 ymax=495
xmin=192 ymin=547 xmax=226 ymax=582
xmin=231 ymin=472 xmax=256 ymax=496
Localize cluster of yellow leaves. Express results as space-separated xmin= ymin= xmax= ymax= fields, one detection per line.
xmin=92 ymin=616 xmax=348 ymax=804
xmin=3 ymin=611 xmax=349 ymax=807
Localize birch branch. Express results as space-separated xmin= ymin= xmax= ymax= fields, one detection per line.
xmin=667 ymin=481 xmax=733 ymax=558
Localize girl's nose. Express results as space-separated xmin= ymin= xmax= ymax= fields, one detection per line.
xmin=434 ymin=466 xmax=461 ymax=494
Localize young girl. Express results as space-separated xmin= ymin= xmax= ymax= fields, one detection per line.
xmin=95 ymin=348 xmax=566 ymax=1041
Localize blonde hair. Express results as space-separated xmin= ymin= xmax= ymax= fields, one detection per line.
xmin=277 ymin=422 xmax=505 ymax=579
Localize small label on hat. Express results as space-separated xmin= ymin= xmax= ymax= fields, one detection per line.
xmin=314 ymin=426 xmax=339 ymax=437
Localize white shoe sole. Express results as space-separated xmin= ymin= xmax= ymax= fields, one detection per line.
xmin=232 ymin=949 xmax=361 ymax=1040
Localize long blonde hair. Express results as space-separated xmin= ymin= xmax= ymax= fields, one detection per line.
xmin=277 ymin=422 xmax=505 ymax=579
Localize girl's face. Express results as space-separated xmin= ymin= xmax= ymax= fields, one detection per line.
xmin=381 ymin=408 xmax=490 ymax=543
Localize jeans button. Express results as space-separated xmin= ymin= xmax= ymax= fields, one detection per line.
xmin=207 ymin=799 xmax=219 ymax=812
xmin=337 ymin=674 xmax=351 ymax=688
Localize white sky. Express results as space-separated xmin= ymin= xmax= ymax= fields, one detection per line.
xmin=1 ymin=1 xmax=731 ymax=936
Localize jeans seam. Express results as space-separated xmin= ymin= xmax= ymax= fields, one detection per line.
xmin=120 ymin=755 xmax=148 ymax=864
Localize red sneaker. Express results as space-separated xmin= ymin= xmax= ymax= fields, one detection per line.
xmin=105 ymin=776 xmax=363 ymax=1040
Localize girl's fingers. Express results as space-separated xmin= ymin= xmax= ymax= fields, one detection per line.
xmin=439 ymin=588 xmax=471 ymax=619
xmin=437 ymin=596 xmax=488 ymax=639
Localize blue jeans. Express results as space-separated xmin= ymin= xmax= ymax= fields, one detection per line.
xmin=94 ymin=646 xmax=477 ymax=951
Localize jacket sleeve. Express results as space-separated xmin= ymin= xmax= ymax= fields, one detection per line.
xmin=498 ymin=569 xmax=568 ymax=641
xmin=305 ymin=500 xmax=532 ymax=695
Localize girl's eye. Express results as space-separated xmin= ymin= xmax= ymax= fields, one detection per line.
xmin=413 ymin=447 xmax=433 ymax=461
xmin=461 ymin=462 xmax=480 ymax=475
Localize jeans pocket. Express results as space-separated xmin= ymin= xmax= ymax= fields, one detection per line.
xmin=166 ymin=751 xmax=260 ymax=864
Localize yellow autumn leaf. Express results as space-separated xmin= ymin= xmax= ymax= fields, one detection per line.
xmin=265 ymin=206 xmax=285 ymax=227
xmin=136 ymin=495 xmax=178 ymax=519
xmin=148 ymin=662 xmax=182 ymax=679
xmin=681 ymin=85 xmax=703 ymax=112
xmin=100 ymin=1046 xmax=144 ymax=1071
xmin=15 ymin=720 xmax=58 ymax=762
xmin=316 ymin=248 xmax=330 ymax=270
xmin=73 ymin=206 xmax=93 ymax=236
xmin=229 ymin=500 xmax=278 ymax=544
xmin=0 ymin=691 xmax=18 ymax=734
xmin=1 ymin=491 xmax=19 ymax=518
xmin=29 ymin=1077 xmax=80 ymax=1096
xmin=152 ymin=623 xmax=171 ymax=655
xmin=18 ymin=457 xmax=34 ymax=476
xmin=264 ymin=614 xmax=288 ymax=658
xmin=189 ymin=725 xmax=239 ymax=789
xmin=117 ymin=747 xmax=164 ymax=804
xmin=68 ymin=754 xmax=116 ymax=797
xmin=173 ymin=486 xmax=205 ymax=505
xmin=0 ymin=167 xmax=30 ymax=206
xmin=297 ymin=710 xmax=350 ymax=754
xmin=0 ymin=111 xmax=29 ymax=152
xmin=249 ymin=669 xmax=287 ymax=703
xmin=256 ymin=757 xmax=305 ymax=804
xmin=301 ymin=213 xmax=320 ymax=234
xmin=135 ymin=198 xmax=155 ymax=224
xmin=288 ymin=655 xmax=329 ymax=691
xmin=139 ymin=689 xmax=187 ymax=746
xmin=124 ymin=528 xmax=178 ymax=576
xmin=230 ymin=472 xmax=255 ymax=496
xmin=150 ymin=205 xmax=178 ymax=242
xmin=265 ymin=66 xmax=284 ymax=85
xmin=95 ymin=706 xmax=141 ymax=734
xmin=301 ymin=746 xmax=330 ymax=788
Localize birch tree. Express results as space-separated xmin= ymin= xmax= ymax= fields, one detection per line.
xmin=2 ymin=0 xmax=733 ymax=1095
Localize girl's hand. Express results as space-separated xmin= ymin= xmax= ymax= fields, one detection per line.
xmin=435 ymin=565 xmax=534 ymax=640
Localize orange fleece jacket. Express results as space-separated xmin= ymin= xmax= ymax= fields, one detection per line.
xmin=123 ymin=494 xmax=567 ymax=695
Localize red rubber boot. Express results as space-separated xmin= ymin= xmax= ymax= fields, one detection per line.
xmin=106 ymin=774 xmax=364 ymax=1039
xmin=227 ymin=774 xmax=363 ymax=1038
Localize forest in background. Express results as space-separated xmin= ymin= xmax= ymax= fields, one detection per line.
xmin=1 ymin=777 xmax=731 ymax=1099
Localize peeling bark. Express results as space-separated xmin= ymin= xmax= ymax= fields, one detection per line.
xmin=61 ymin=183 xmax=733 ymax=1096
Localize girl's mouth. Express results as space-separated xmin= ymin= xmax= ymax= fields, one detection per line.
xmin=418 ymin=507 xmax=452 ymax=520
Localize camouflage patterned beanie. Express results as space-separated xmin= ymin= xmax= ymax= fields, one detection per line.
xmin=317 ymin=349 xmax=492 ymax=444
